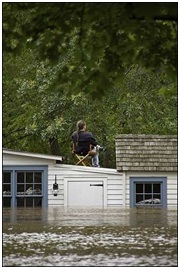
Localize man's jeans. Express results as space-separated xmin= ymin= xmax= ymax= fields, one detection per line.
xmin=91 ymin=147 xmax=100 ymax=167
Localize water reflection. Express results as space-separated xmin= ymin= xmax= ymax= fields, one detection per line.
xmin=3 ymin=207 xmax=177 ymax=266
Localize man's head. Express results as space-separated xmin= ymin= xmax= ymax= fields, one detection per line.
xmin=77 ymin=120 xmax=86 ymax=131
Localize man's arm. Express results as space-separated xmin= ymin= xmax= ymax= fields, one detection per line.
xmin=72 ymin=132 xmax=77 ymax=142
xmin=89 ymin=133 xmax=97 ymax=146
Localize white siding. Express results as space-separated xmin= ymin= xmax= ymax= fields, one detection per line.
xmin=125 ymin=171 xmax=177 ymax=208
xmin=107 ymin=177 xmax=124 ymax=207
xmin=48 ymin=166 xmax=65 ymax=206
xmin=48 ymin=164 xmax=124 ymax=208
xmin=167 ymin=174 xmax=177 ymax=207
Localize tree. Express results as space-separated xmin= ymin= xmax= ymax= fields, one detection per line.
xmin=3 ymin=46 xmax=176 ymax=167
xmin=3 ymin=2 xmax=177 ymax=96
xmin=3 ymin=3 xmax=177 ymax=168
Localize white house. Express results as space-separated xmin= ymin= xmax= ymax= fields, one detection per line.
xmin=3 ymin=135 xmax=177 ymax=209
xmin=3 ymin=149 xmax=124 ymax=208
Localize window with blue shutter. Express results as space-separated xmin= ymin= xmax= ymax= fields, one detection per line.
xmin=3 ymin=166 xmax=48 ymax=208
xmin=130 ymin=177 xmax=167 ymax=208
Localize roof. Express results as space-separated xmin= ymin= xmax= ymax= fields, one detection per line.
xmin=115 ymin=134 xmax=177 ymax=172
xmin=3 ymin=148 xmax=63 ymax=161
xmin=3 ymin=148 xmax=119 ymax=174
xmin=54 ymin=163 xmax=120 ymax=175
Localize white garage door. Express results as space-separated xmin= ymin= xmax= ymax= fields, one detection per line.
xmin=67 ymin=181 xmax=104 ymax=207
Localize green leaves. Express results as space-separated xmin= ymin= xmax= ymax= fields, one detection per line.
xmin=3 ymin=49 xmax=177 ymax=166
xmin=3 ymin=3 xmax=177 ymax=166
xmin=3 ymin=3 xmax=177 ymax=96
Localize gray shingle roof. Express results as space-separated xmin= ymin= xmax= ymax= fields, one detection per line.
xmin=115 ymin=134 xmax=177 ymax=171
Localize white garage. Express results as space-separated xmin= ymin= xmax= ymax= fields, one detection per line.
xmin=3 ymin=149 xmax=123 ymax=208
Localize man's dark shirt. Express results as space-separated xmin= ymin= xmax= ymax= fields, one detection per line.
xmin=72 ymin=131 xmax=97 ymax=155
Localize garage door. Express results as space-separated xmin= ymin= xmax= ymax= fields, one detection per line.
xmin=67 ymin=181 xmax=104 ymax=207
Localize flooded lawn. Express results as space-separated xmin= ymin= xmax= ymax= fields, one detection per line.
xmin=3 ymin=207 xmax=177 ymax=266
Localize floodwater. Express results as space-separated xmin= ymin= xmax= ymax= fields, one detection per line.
xmin=3 ymin=207 xmax=177 ymax=267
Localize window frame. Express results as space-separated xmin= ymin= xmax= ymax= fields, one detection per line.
xmin=130 ymin=177 xmax=167 ymax=208
xmin=3 ymin=171 xmax=13 ymax=207
xmin=3 ymin=171 xmax=12 ymax=196
xmin=3 ymin=166 xmax=48 ymax=207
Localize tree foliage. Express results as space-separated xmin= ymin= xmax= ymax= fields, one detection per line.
xmin=3 ymin=46 xmax=176 ymax=167
xmin=3 ymin=2 xmax=177 ymax=96
xmin=3 ymin=3 xmax=177 ymax=168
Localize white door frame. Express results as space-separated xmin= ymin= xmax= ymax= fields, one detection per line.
xmin=64 ymin=176 xmax=107 ymax=208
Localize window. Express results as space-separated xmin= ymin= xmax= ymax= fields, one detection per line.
xmin=3 ymin=172 xmax=12 ymax=207
xmin=3 ymin=166 xmax=48 ymax=207
xmin=16 ymin=171 xmax=43 ymax=207
xmin=130 ymin=177 xmax=167 ymax=208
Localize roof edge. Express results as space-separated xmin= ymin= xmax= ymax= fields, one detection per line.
xmin=115 ymin=134 xmax=177 ymax=139
xmin=3 ymin=148 xmax=63 ymax=161
xmin=54 ymin=163 xmax=121 ymax=175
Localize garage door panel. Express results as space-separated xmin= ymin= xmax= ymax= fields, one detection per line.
xmin=67 ymin=181 xmax=103 ymax=207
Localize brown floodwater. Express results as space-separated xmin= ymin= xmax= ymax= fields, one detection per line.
xmin=3 ymin=207 xmax=177 ymax=266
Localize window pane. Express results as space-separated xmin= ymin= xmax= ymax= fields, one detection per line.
xmin=34 ymin=172 xmax=42 ymax=183
xmin=26 ymin=172 xmax=33 ymax=183
xmin=145 ymin=184 xmax=152 ymax=193
xmin=17 ymin=173 xmax=24 ymax=183
xmin=26 ymin=185 xmax=33 ymax=195
xmin=17 ymin=184 xmax=25 ymax=195
xmin=145 ymin=194 xmax=152 ymax=200
xmin=136 ymin=194 xmax=144 ymax=203
xmin=17 ymin=198 xmax=25 ymax=207
xmin=153 ymin=194 xmax=161 ymax=199
xmin=3 ymin=184 xmax=11 ymax=195
xmin=3 ymin=197 xmax=11 ymax=207
xmin=3 ymin=172 xmax=11 ymax=183
xmin=34 ymin=198 xmax=42 ymax=207
xmin=136 ymin=184 xmax=143 ymax=193
xmin=153 ymin=196 xmax=161 ymax=204
xmin=153 ymin=184 xmax=161 ymax=193
xmin=26 ymin=198 xmax=33 ymax=207
xmin=34 ymin=184 xmax=42 ymax=195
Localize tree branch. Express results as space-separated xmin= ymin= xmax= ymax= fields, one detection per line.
xmin=3 ymin=134 xmax=33 ymax=147
xmin=3 ymin=127 xmax=26 ymax=138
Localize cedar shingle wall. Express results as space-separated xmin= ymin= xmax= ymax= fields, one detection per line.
xmin=115 ymin=134 xmax=177 ymax=171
